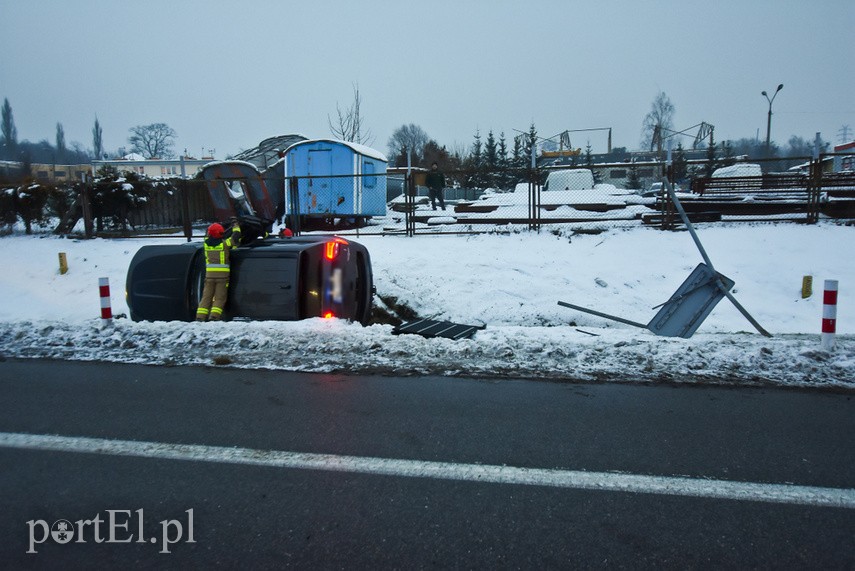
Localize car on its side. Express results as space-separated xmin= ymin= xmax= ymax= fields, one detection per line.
xmin=126 ymin=235 xmax=373 ymax=324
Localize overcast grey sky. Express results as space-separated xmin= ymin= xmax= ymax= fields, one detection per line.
xmin=1 ymin=0 xmax=853 ymax=160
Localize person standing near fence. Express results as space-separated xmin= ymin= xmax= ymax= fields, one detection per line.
xmin=196 ymin=221 xmax=241 ymax=322
xmin=425 ymin=162 xmax=446 ymax=211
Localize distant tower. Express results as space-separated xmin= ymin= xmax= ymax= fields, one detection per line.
xmin=838 ymin=125 xmax=852 ymax=144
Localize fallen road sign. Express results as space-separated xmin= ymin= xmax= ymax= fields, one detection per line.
xmin=393 ymin=319 xmax=485 ymax=340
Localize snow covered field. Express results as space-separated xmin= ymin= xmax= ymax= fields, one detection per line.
xmin=0 ymin=221 xmax=852 ymax=390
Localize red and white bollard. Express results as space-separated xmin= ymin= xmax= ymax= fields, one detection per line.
xmin=99 ymin=277 xmax=113 ymax=325
xmin=821 ymin=279 xmax=838 ymax=350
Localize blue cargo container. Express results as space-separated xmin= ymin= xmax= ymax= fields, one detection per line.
xmin=283 ymin=139 xmax=387 ymax=226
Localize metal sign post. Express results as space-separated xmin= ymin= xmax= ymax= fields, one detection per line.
xmin=558 ymin=179 xmax=772 ymax=338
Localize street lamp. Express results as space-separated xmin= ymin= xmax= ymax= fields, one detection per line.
xmin=762 ymin=83 xmax=784 ymax=154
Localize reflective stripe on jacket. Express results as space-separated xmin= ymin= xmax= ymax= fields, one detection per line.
xmin=204 ymin=233 xmax=238 ymax=277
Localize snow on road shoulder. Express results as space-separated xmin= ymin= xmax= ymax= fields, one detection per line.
xmin=0 ymin=223 xmax=853 ymax=390
xmin=0 ymin=317 xmax=852 ymax=390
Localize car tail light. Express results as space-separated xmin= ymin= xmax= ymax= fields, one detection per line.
xmin=324 ymin=238 xmax=349 ymax=261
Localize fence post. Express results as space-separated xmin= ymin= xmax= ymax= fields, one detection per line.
xmin=288 ymin=176 xmax=301 ymax=236
xmin=181 ymin=179 xmax=192 ymax=241
xmin=405 ymin=172 xmax=415 ymax=237
xmin=80 ymin=177 xmax=94 ymax=238
xmin=663 ymin=150 xmax=675 ymax=230
xmin=180 ymin=157 xmax=192 ymax=241
xmin=807 ymin=155 xmax=822 ymax=224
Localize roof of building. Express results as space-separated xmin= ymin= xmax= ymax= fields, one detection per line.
xmin=231 ymin=134 xmax=309 ymax=168
xmin=288 ymin=138 xmax=388 ymax=162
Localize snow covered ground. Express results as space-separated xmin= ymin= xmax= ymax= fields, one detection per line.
xmin=0 ymin=221 xmax=852 ymax=390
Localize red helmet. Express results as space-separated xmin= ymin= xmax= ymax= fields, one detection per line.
xmin=207 ymin=223 xmax=225 ymax=238
xmin=280 ymin=227 xmax=293 ymax=238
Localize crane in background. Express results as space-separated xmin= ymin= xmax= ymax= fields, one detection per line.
xmin=651 ymin=122 xmax=715 ymax=153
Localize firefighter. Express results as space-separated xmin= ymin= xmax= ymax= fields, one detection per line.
xmin=195 ymin=221 xmax=241 ymax=322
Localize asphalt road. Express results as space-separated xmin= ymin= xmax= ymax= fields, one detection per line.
xmin=0 ymin=358 xmax=853 ymax=568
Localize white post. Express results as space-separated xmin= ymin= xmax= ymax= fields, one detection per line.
xmin=821 ymin=279 xmax=838 ymax=350
xmin=99 ymin=277 xmax=113 ymax=325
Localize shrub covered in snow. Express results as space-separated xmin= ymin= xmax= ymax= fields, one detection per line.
xmin=0 ymin=180 xmax=66 ymax=234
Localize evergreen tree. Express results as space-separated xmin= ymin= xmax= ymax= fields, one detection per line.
xmin=92 ymin=117 xmax=103 ymax=160
xmin=512 ymin=135 xmax=523 ymax=170
xmin=1 ymin=98 xmax=17 ymax=159
xmin=422 ymin=140 xmax=451 ymax=171
xmin=470 ymin=129 xmax=483 ymax=168
xmin=467 ymin=130 xmax=486 ymax=188
xmin=626 ymin=161 xmax=641 ymax=190
xmin=484 ymin=130 xmax=497 ymax=169
xmin=497 ymin=132 xmax=510 ymax=189
xmin=584 ymin=141 xmax=601 ymax=183
xmin=672 ymin=142 xmax=688 ymax=183
xmin=498 ymin=132 xmax=508 ymax=168
xmin=484 ymin=130 xmax=498 ymax=188
xmin=55 ymin=123 xmax=66 ymax=162
xmin=704 ymin=133 xmax=718 ymax=178
xmin=523 ymin=123 xmax=538 ymax=169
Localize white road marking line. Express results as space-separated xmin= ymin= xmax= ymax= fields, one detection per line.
xmin=1 ymin=431 xmax=853 ymax=509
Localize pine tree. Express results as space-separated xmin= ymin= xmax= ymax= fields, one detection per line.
xmin=498 ymin=132 xmax=510 ymax=189
xmin=704 ymin=133 xmax=718 ymax=178
xmin=524 ymin=123 xmax=538 ymax=168
xmin=484 ymin=130 xmax=498 ymax=188
xmin=512 ymin=135 xmax=523 ymax=170
xmin=485 ymin=130 xmax=497 ymax=170
xmin=470 ymin=129 xmax=482 ymax=168
xmin=672 ymin=142 xmax=688 ymax=183
xmin=585 ymin=142 xmax=601 ymax=183
xmin=467 ymin=130 xmax=485 ymax=188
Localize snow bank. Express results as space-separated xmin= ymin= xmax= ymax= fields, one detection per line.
xmin=0 ymin=223 xmax=852 ymax=389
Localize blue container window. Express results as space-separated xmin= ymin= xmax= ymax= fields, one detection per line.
xmin=363 ymin=161 xmax=376 ymax=188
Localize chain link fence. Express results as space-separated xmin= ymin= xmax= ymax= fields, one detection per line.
xmin=39 ymin=151 xmax=855 ymax=239
xmin=338 ymin=154 xmax=853 ymax=236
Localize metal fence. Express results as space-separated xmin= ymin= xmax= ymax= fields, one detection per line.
xmin=99 ymin=151 xmax=855 ymax=239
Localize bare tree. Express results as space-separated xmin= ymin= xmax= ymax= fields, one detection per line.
xmin=328 ymin=84 xmax=373 ymax=145
xmin=128 ymin=123 xmax=176 ymax=158
xmin=641 ymin=91 xmax=675 ymax=151
xmin=387 ymin=124 xmax=430 ymax=166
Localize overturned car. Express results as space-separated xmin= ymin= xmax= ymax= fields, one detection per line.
xmin=127 ymin=153 xmax=374 ymax=324
xmin=126 ymin=235 xmax=374 ymax=324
